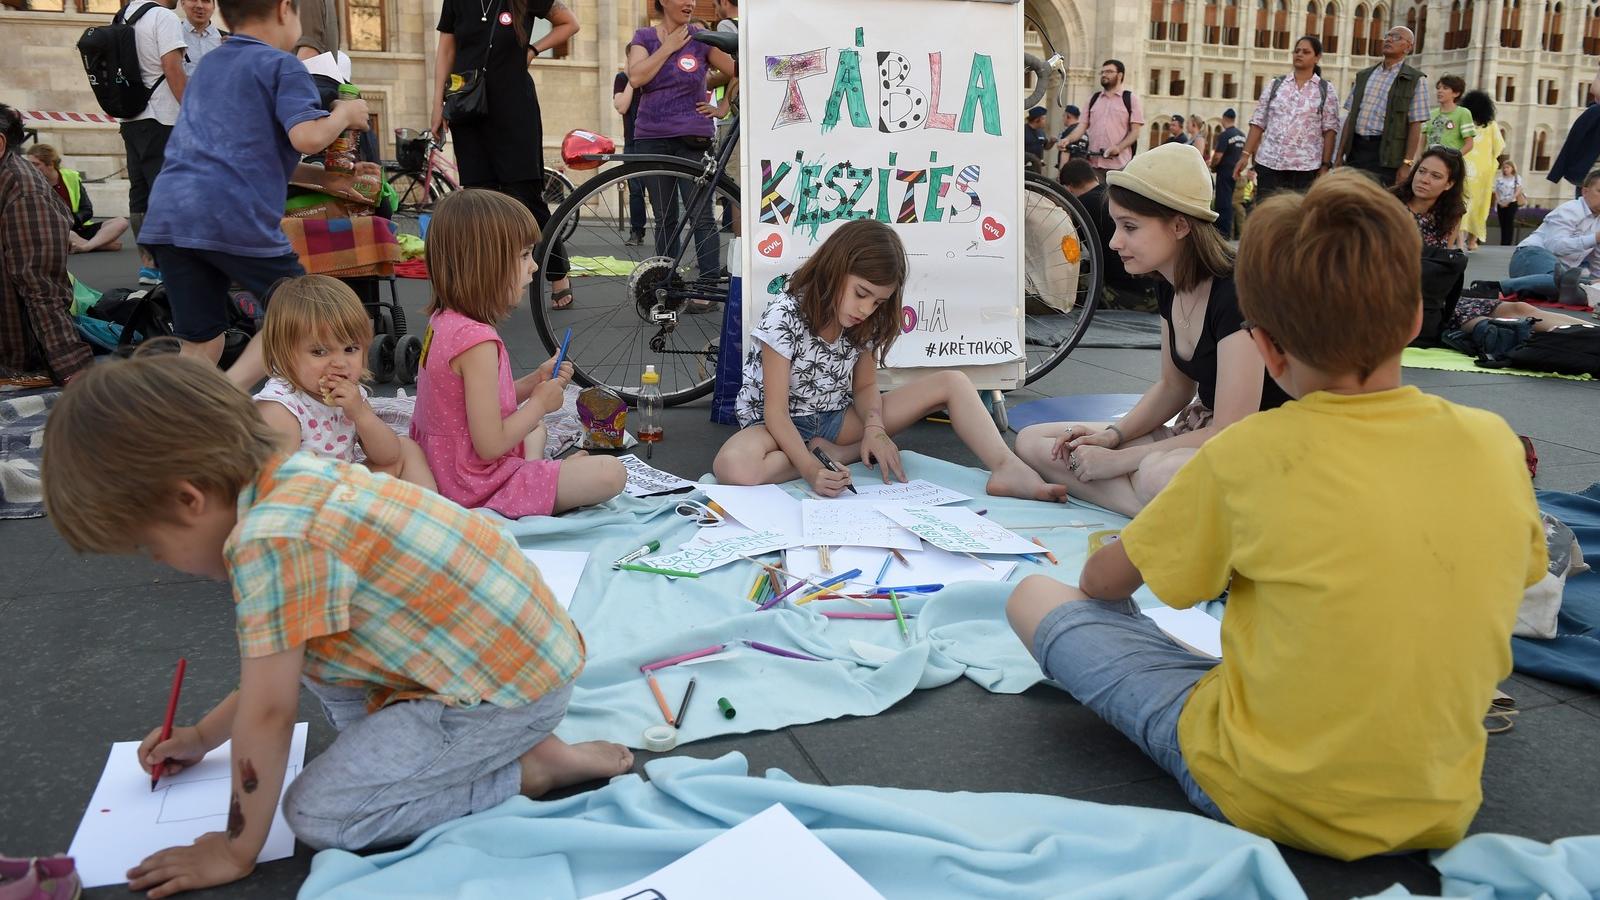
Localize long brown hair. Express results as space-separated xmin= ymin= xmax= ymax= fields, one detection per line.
xmin=1107 ymin=185 xmax=1234 ymax=291
xmin=1391 ymin=146 xmax=1466 ymax=240
xmin=786 ymin=220 xmax=907 ymax=365
xmin=425 ymin=189 xmax=541 ymax=324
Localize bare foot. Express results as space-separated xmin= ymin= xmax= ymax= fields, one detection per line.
xmin=518 ymin=736 xmax=633 ymax=797
xmin=987 ymin=458 xmax=1068 ymax=502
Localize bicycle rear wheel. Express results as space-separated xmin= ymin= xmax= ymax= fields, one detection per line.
xmin=532 ymin=159 xmax=740 ymax=406
xmin=1021 ymin=174 xmax=1102 ymax=384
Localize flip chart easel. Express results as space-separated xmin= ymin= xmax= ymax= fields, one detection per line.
xmin=740 ymin=0 xmax=1026 ymax=405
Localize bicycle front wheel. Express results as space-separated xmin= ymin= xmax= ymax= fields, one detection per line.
xmin=532 ymin=159 xmax=740 ymax=406
xmin=1021 ymin=174 xmax=1102 ymax=384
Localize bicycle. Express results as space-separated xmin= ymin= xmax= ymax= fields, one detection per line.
xmin=384 ymin=129 xmax=459 ymax=215
xmin=533 ymin=29 xmax=1101 ymax=405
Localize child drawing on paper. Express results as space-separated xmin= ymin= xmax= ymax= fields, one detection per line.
xmin=715 ymin=219 xmax=1067 ymax=502
xmin=253 ymin=276 xmax=437 ymax=491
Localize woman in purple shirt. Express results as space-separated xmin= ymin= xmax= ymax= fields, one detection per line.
xmin=626 ymin=0 xmax=736 ymax=283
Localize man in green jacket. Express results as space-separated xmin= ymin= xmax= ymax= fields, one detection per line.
xmin=1335 ymin=25 xmax=1431 ymax=187
xmin=25 ymin=144 xmax=130 ymax=254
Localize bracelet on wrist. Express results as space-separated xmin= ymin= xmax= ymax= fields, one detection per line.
xmin=1106 ymin=424 xmax=1126 ymax=447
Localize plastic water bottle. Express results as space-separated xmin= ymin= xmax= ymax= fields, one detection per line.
xmin=324 ymin=83 xmax=362 ymax=174
xmin=638 ymin=365 xmax=663 ymax=443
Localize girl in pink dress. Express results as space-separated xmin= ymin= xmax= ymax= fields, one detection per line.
xmin=410 ymin=190 xmax=625 ymax=517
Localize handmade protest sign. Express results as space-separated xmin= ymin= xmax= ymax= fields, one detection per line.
xmin=878 ymin=506 xmax=1038 ymax=554
xmin=742 ymin=2 xmax=1024 ymax=372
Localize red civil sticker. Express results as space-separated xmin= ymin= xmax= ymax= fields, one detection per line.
xmin=498 ymin=10 xmax=512 ymax=25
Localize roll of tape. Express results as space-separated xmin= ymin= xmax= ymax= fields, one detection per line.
xmin=643 ymin=724 xmax=678 ymax=751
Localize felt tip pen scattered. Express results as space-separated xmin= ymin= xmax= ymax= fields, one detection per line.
xmin=612 ymin=540 xmax=661 ymax=569
xmin=809 ymin=446 xmax=858 ymax=494
xmin=821 ymin=611 xmax=917 ymax=620
xmin=743 ymin=639 xmax=824 ymax=662
xmin=552 ymin=327 xmax=573 ymax=371
xmin=889 ymin=590 xmax=910 ymax=644
xmin=796 ymin=568 xmax=863 ymax=604
xmin=644 ymin=671 xmax=674 ymax=725
xmin=640 ymin=643 xmax=728 ymax=672
xmin=757 ymin=577 xmax=807 ymax=611
xmin=152 ymin=657 xmax=188 ymax=790
xmin=674 ymin=677 xmax=697 ymax=727
xmin=873 ymin=554 xmax=893 ymax=587
xmin=1031 ymin=537 xmax=1060 ymax=566
xmin=619 ymin=563 xmax=701 ymax=579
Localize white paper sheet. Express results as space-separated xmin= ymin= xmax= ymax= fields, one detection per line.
xmin=583 ymin=803 xmax=884 ymax=900
xmin=69 ymin=723 xmax=309 ymax=888
xmin=641 ymin=529 xmax=793 ymax=574
xmin=879 ymin=506 xmax=1039 ymax=555
xmin=519 ymin=548 xmax=590 ymax=610
xmin=1143 ymin=606 xmax=1223 ymax=658
xmin=785 ymin=544 xmax=1016 ymax=587
xmin=619 ymin=455 xmax=696 ymax=497
xmin=698 ymin=483 xmax=805 ymax=543
xmin=800 ymin=500 xmax=920 ymax=550
xmin=830 ymin=479 xmax=972 ymax=507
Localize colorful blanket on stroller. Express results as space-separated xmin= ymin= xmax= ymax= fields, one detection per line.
xmin=282 ymin=216 xmax=401 ymax=278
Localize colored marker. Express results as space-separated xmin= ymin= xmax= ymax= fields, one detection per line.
xmin=889 ymin=590 xmax=910 ymax=644
xmin=796 ymin=568 xmax=863 ymax=604
xmin=612 ymin=540 xmax=661 ymax=570
xmin=674 ymin=677 xmax=697 ymax=727
xmin=1020 ymin=553 xmax=1044 ymax=564
xmin=874 ymin=583 xmax=943 ymax=594
xmin=809 ymin=446 xmax=858 ymax=494
xmin=152 ymin=657 xmax=188 ymax=791
xmin=873 ymin=553 xmax=893 ymax=588
xmin=747 ymin=571 xmax=767 ymax=603
xmin=645 ymin=671 xmax=674 ymax=725
xmin=889 ymin=548 xmax=909 ymax=566
xmin=619 ymin=563 xmax=701 ymax=579
xmin=1031 ymin=537 xmax=1060 ymax=566
xmin=821 ymin=611 xmax=918 ymax=620
xmin=757 ymin=577 xmax=807 ymax=611
xmin=640 ymin=643 xmax=728 ymax=672
xmin=743 ymin=639 xmax=823 ymax=662
xmin=552 ymin=327 xmax=573 ymax=371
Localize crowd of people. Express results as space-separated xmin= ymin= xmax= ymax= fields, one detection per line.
xmin=0 ymin=0 xmax=1595 ymax=896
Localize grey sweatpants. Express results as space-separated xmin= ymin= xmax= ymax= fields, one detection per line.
xmin=282 ymin=678 xmax=573 ymax=851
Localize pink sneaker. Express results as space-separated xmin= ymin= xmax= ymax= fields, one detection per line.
xmin=0 ymin=857 xmax=81 ymax=900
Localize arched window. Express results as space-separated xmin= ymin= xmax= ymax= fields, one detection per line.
xmin=1369 ymin=3 xmax=1388 ymax=54
xmin=1307 ymin=0 xmax=1320 ymax=35
xmin=1225 ymin=0 xmax=1243 ymax=43
xmin=1173 ymin=0 xmax=1190 ymax=40
xmin=1586 ymin=2 xmax=1600 ymax=52
xmin=1544 ymin=1 xmax=1565 ymax=49
xmin=1323 ymin=1 xmax=1341 ymax=49
xmin=1256 ymin=0 xmax=1272 ymax=45
xmin=1148 ymin=122 xmax=1170 ymax=151
xmin=1502 ymin=0 xmax=1524 ymax=45
xmin=1463 ymin=0 xmax=1476 ymax=44
xmin=1205 ymin=0 xmax=1223 ymax=42
xmin=1448 ymin=0 xmax=1463 ymax=47
xmin=1151 ymin=0 xmax=1169 ymax=40
xmin=1532 ymin=128 xmax=1552 ymax=169
xmin=1416 ymin=2 xmax=1429 ymax=46
xmin=1353 ymin=2 xmax=1370 ymax=53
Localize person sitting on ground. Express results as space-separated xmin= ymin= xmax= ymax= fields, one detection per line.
xmin=41 ymin=354 xmax=634 ymax=897
xmin=1500 ymin=169 xmax=1600 ymax=304
xmin=23 ymin=144 xmax=131 ymax=254
xmin=0 ymin=103 xmax=93 ymax=386
xmin=1058 ymin=158 xmax=1155 ymax=311
xmin=1006 ymin=170 xmax=1547 ymax=861
xmin=1016 ymin=144 xmax=1289 ymax=518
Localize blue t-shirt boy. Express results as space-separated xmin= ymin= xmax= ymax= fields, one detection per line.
xmin=141 ymin=35 xmax=328 ymax=257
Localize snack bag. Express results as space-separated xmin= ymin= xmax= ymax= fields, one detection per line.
xmin=578 ymin=385 xmax=628 ymax=448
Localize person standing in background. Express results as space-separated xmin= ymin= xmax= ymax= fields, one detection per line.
xmin=1237 ymin=36 xmax=1341 ymax=202
xmin=433 ymin=0 xmax=581 ymax=310
xmin=178 ymin=0 xmax=224 ymax=74
xmin=1166 ymin=115 xmax=1189 ymax=145
xmin=1493 ymin=160 xmax=1525 ymax=247
xmin=1186 ymin=116 xmax=1209 ymax=161
xmin=1211 ymin=109 xmax=1246 ymax=239
xmin=1025 ymin=106 xmax=1050 ymax=174
xmin=1458 ymin=89 xmax=1503 ymax=251
xmin=1056 ymin=104 xmax=1088 ymax=175
xmin=116 ymin=0 xmax=188 ymax=286
xmin=708 ymin=0 xmax=739 ymax=232
xmin=293 ymin=0 xmax=340 ymax=59
xmin=612 ymin=63 xmax=646 ymax=246
xmin=1058 ymin=59 xmax=1144 ymax=182
xmin=1336 ymin=26 xmax=1430 ymax=186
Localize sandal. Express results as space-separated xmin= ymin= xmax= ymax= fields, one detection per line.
xmin=551 ymin=287 xmax=575 ymax=310
xmin=1485 ymin=690 xmax=1518 ymax=734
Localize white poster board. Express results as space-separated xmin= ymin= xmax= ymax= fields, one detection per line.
xmin=741 ymin=0 xmax=1025 ymax=385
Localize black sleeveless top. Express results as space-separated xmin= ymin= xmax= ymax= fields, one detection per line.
xmin=1156 ymin=276 xmax=1291 ymax=412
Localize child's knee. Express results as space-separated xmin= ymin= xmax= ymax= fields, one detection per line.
xmin=1014 ymin=424 xmax=1053 ymax=464
xmin=1132 ymin=449 xmax=1192 ymax=503
xmin=1006 ymin=574 xmax=1082 ymax=646
xmin=280 ymin=773 xmax=342 ymax=851
xmin=935 ymin=369 xmax=976 ymax=396
xmin=712 ymin=442 xmax=763 ymax=485
xmin=592 ymin=455 xmax=627 ymax=496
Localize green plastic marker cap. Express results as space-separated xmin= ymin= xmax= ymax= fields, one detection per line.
xmin=717 ymin=697 xmax=736 ymax=719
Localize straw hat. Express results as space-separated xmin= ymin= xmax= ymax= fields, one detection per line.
xmin=1106 ymin=142 xmax=1219 ymax=223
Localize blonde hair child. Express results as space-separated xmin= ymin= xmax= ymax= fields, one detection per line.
xmin=410 ymin=190 xmax=624 ymax=517
xmin=255 ymin=275 xmax=436 ymax=490
xmin=712 ymin=219 xmax=1066 ymax=502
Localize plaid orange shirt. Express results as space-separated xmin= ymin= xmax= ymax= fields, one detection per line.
xmin=228 ymin=453 xmax=584 ymax=712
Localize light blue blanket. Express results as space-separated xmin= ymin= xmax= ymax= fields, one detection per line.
xmin=299 ymin=752 xmax=1307 ymax=900
xmin=503 ymin=452 xmax=1145 ymax=749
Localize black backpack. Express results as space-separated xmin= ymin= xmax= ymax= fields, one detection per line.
xmin=1506 ymin=325 xmax=1600 ymax=377
xmin=78 ymin=1 xmax=166 ymax=119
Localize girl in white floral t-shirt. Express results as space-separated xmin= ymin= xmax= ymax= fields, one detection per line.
xmin=716 ymin=220 xmax=1066 ymax=501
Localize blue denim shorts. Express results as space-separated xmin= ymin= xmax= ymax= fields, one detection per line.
xmin=750 ymin=408 xmax=849 ymax=443
xmin=1031 ymin=598 xmax=1228 ymax=822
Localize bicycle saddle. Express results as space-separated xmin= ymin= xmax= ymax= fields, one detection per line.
xmin=692 ymin=30 xmax=738 ymax=56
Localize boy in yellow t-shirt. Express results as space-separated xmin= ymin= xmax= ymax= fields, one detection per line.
xmin=1006 ymin=171 xmax=1546 ymax=861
